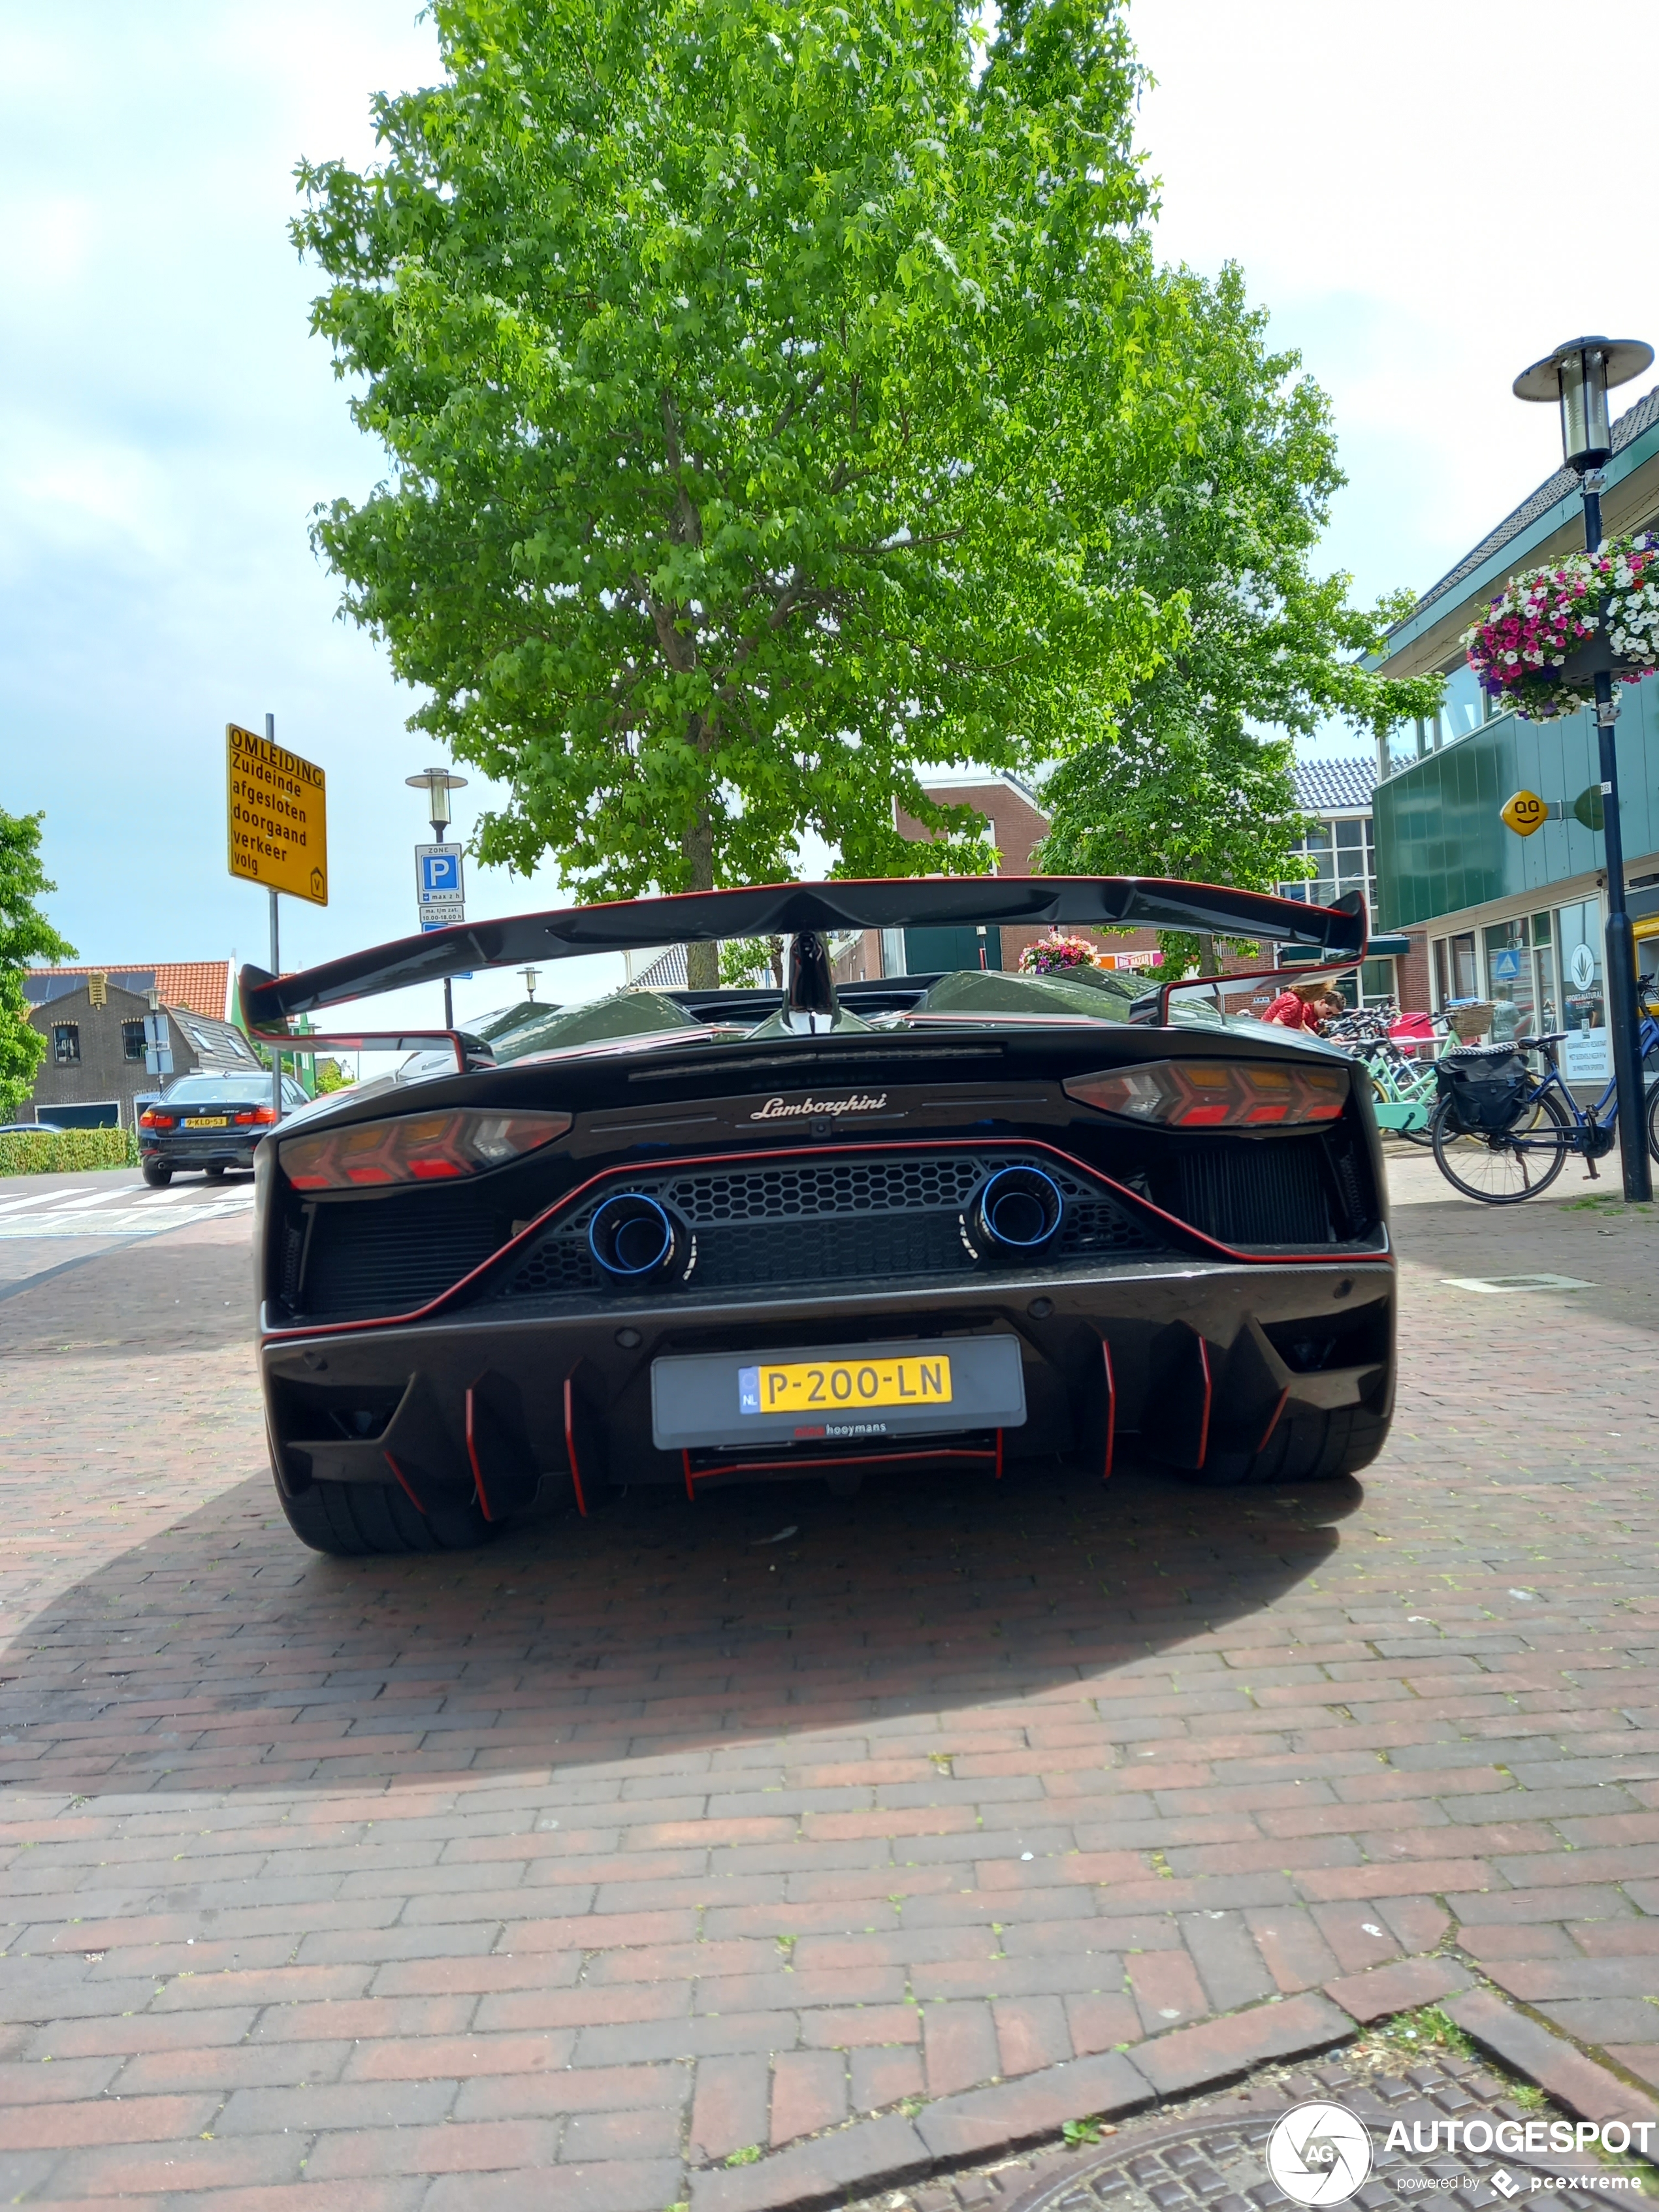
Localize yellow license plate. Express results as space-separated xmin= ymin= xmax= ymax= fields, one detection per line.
xmin=738 ymin=1354 xmax=953 ymax=1417
xmin=190 ymin=1116 xmax=229 ymax=1128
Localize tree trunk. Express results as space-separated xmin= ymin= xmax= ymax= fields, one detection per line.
xmin=682 ymin=806 xmax=719 ymax=990
xmin=1196 ymin=931 xmax=1220 ymax=977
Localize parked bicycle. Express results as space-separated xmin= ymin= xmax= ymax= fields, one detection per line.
xmin=1428 ymin=1018 xmax=1659 ymax=1203
xmin=1326 ymin=1005 xmax=1447 ymax=1147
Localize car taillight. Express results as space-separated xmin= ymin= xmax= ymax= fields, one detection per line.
xmin=278 ymin=1109 xmax=572 ymax=1191
xmin=139 ymin=1109 xmax=175 ymax=1130
xmin=1063 ymin=1061 xmax=1347 ymax=1129
xmin=233 ymin=1106 xmax=280 ymax=1126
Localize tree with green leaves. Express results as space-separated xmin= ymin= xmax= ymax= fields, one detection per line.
xmin=0 ymin=809 xmax=76 ymax=1121
xmin=295 ymin=0 xmax=1231 ymax=982
xmin=1033 ymin=266 xmax=1440 ymax=972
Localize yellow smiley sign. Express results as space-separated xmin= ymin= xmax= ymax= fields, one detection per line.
xmin=1500 ymin=790 xmax=1548 ymax=837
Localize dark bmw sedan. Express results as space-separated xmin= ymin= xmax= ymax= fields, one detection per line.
xmin=139 ymin=1072 xmax=309 ymax=1185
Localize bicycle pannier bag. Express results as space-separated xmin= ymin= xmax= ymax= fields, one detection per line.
xmin=1433 ymin=1045 xmax=1532 ymax=1136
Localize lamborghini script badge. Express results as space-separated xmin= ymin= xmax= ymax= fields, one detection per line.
xmin=750 ymin=1093 xmax=890 ymax=1121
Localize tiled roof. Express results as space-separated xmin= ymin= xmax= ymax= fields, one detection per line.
xmin=1295 ymin=758 xmax=1374 ymax=813
xmin=24 ymin=961 xmax=230 ymax=1020
xmin=1405 ymin=380 xmax=1659 ymax=624
xmin=157 ymin=963 xmax=233 ymax=1021
xmin=631 ymin=944 xmax=688 ymax=991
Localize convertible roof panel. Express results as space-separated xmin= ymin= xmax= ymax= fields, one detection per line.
xmin=240 ymin=877 xmax=1368 ymax=1023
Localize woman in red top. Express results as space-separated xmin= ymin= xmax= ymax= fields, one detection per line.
xmin=1262 ymin=978 xmax=1339 ymax=1031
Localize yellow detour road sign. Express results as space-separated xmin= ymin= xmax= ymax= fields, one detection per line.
xmin=227 ymin=724 xmax=328 ymax=904
xmin=1500 ymin=790 xmax=1549 ymax=837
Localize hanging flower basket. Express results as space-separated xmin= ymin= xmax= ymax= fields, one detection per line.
xmin=1601 ymin=532 xmax=1659 ymax=675
xmin=1462 ymin=556 xmax=1600 ymax=718
xmin=1020 ymin=934 xmax=1101 ymax=976
xmin=1463 ymin=534 xmax=1659 ymax=721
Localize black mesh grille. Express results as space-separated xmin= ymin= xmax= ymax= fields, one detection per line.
xmin=498 ymin=1151 xmax=1163 ymax=1302
xmin=1171 ymin=1138 xmax=1333 ymax=1247
xmin=295 ymin=1190 xmax=506 ymax=1319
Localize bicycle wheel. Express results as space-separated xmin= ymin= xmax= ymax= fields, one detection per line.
xmin=1647 ymin=1074 xmax=1659 ymax=1165
xmin=1430 ymin=1090 xmax=1572 ymax=1204
xmin=1398 ymin=1082 xmax=1438 ymax=1147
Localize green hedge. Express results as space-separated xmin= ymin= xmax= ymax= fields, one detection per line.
xmin=0 ymin=1127 xmax=140 ymax=1178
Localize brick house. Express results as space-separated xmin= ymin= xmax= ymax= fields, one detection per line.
xmin=22 ymin=962 xmax=261 ymax=1129
xmin=833 ymin=773 xmax=1167 ymax=982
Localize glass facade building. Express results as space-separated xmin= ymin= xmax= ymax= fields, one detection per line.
xmin=1368 ymin=381 xmax=1659 ymax=1070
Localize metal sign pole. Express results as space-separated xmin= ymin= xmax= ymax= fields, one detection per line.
xmin=1579 ymin=478 xmax=1653 ymax=1202
xmin=266 ymin=712 xmax=282 ymax=1127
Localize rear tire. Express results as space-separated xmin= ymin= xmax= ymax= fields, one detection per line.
xmin=140 ymin=1161 xmax=171 ymax=1187
xmin=274 ymin=1473 xmax=496 ymax=1556
xmin=1183 ymin=1401 xmax=1390 ymax=1486
xmin=1245 ymin=1401 xmax=1390 ymax=1484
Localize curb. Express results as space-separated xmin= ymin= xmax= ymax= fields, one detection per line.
xmin=687 ymin=1964 xmax=1659 ymax=2212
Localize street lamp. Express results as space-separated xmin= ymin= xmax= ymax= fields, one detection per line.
xmin=1513 ymin=335 xmax=1655 ymax=1203
xmin=405 ymin=766 xmax=468 ymax=844
xmin=405 ymin=767 xmax=469 ymax=1029
xmin=519 ymin=967 xmax=541 ymax=1004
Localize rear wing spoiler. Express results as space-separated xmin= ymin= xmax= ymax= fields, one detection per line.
xmin=240 ymin=877 xmax=1368 ymax=1035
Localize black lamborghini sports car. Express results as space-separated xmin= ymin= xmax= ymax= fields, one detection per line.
xmin=241 ymin=877 xmax=1391 ymax=1556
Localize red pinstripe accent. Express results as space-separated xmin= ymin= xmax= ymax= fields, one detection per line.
xmin=383 ymin=1452 xmax=426 ymax=1515
xmin=683 ymin=1449 xmax=696 ymax=1502
xmin=261 ymin=1136 xmax=1388 ymax=1345
xmin=1101 ymin=1338 xmax=1116 ymax=1484
xmin=684 ymin=1442 xmax=999 ymax=1484
xmin=995 ymin=1428 xmax=1005 ymax=1481
xmin=563 ymin=1377 xmax=588 ymax=1516
xmin=1193 ymin=1336 xmax=1213 ymax=1471
xmin=464 ymin=1388 xmax=494 ymax=1522
xmin=1255 ymin=1386 xmax=1291 ymax=1456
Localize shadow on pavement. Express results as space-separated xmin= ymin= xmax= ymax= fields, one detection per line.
xmin=1 ymin=1456 xmax=1360 ymax=1798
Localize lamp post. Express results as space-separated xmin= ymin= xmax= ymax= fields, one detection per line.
xmin=1513 ymin=336 xmax=1655 ymax=1202
xmin=404 ymin=768 xmax=469 ymax=1031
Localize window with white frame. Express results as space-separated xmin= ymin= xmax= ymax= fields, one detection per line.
xmin=1277 ymin=813 xmax=1376 ymax=922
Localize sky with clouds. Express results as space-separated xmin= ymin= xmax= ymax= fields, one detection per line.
xmin=5 ymin=0 xmax=1659 ymax=1026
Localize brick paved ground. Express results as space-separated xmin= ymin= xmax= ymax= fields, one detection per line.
xmin=1 ymin=1158 xmax=1657 ymax=2209
xmin=844 ymin=2029 xmax=1658 ymax=2212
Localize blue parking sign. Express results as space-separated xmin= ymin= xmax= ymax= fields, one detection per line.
xmin=415 ymin=842 xmax=466 ymax=926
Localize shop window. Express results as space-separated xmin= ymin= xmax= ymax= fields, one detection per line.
xmin=1359 ymin=957 xmax=1397 ymax=1009
xmin=121 ymin=1021 xmax=146 ymax=1062
xmin=52 ymin=1023 xmax=81 ymax=1065
xmin=1556 ymin=900 xmax=1604 ymax=1034
xmin=1484 ymin=919 xmax=1534 ymax=1043
xmin=1433 ymin=933 xmax=1479 ymax=1007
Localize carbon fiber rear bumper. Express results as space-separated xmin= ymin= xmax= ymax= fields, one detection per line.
xmin=259 ymin=1253 xmax=1394 ymax=1510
